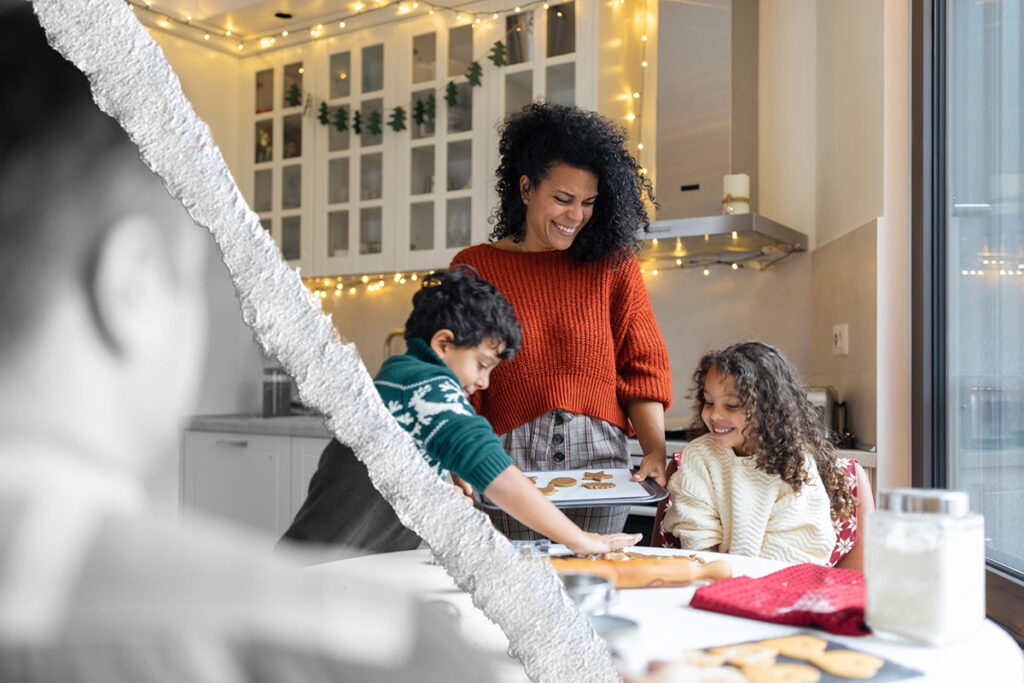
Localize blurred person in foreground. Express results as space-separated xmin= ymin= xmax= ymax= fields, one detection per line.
xmin=0 ymin=4 xmax=493 ymax=681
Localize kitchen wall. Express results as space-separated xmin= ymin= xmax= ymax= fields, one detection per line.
xmin=149 ymin=30 xmax=267 ymax=417
xmin=809 ymin=220 xmax=877 ymax=447
xmin=644 ymin=255 xmax=812 ymax=427
xmin=758 ymin=0 xmax=908 ymax=488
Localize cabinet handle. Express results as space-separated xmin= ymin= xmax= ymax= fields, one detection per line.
xmin=214 ymin=439 xmax=249 ymax=448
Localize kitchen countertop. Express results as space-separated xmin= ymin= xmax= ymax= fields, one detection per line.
xmin=187 ymin=413 xmax=333 ymax=439
xmin=185 ymin=414 xmax=877 ymax=469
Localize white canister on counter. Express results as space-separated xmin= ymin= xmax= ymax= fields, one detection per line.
xmin=864 ymin=488 xmax=985 ymax=646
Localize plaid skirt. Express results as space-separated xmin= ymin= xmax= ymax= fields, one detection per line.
xmin=485 ymin=410 xmax=631 ymax=538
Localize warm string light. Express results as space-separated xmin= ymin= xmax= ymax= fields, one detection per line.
xmin=959 ymin=259 xmax=1024 ymax=277
xmin=129 ymin=0 xmax=562 ymax=53
xmin=304 ymin=271 xmax=438 ymax=298
xmin=629 ymin=0 xmax=650 ymax=168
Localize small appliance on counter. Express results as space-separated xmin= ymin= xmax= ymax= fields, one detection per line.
xmin=805 ymin=386 xmax=856 ymax=448
xmin=262 ymin=365 xmax=292 ymax=417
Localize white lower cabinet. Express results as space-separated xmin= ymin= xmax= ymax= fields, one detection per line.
xmin=182 ymin=430 xmax=331 ymax=538
xmin=290 ymin=436 xmax=332 ymax=518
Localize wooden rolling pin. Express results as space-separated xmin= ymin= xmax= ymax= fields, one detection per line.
xmin=548 ymin=553 xmax=733 ymax=589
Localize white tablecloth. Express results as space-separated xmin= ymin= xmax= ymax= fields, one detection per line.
xmin=319 ymin=547 xmax=1024 ymax=682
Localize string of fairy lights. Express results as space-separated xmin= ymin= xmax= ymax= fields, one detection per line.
xmin=131 ymin=0 xmax=669 ymax=292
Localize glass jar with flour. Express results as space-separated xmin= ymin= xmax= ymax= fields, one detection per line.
xmin=864 ymin=488 xmax=985 ymax=645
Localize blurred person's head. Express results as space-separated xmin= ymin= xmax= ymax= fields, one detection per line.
xmin=0 ymin=4 xmax=209 ymax=474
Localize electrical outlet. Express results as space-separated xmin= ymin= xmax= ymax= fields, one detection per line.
xmin=832 ymin=323 xmax=849 ymax=356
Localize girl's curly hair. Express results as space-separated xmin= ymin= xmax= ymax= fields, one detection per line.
xmin=488 ymin=102 xmax=657 ymax=264
xmin=691 ymin=341 xmax=856 ymax=520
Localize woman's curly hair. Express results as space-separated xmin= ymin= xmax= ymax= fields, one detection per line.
xmin=691 ymin=341 xmax=856 ymax=520
xmin=488 ymin=102 xmax=656 ymax=264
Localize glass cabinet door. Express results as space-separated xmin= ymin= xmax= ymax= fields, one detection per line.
xmin=314 ymin=31 xmax=393 ymax=275
xmin=244 ymin=46 xmax=314 ymax=276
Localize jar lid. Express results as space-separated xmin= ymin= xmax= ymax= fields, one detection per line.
xmin=878 ymin=488 xmax=971 ymax=516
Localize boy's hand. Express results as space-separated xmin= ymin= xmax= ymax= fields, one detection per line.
xmin=451 ymin=474 xmax=475 ymax=505
xmin=566 ymin=531 xmax=642 ymax=556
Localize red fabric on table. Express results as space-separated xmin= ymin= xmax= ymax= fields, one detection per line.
xmin=690 ymin=563 xmax=870 ymax=636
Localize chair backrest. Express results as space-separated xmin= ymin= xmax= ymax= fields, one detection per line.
xmin=827 ymin=457 xmax=859 ymax=567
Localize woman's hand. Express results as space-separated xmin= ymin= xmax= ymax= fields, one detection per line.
xmin=566 ymin=531 xmax=642 ymax=556
xmin=627 ymin=399 xmax=668 ymax=486
xmin=632 ymin=451 xmax=667 ymax=487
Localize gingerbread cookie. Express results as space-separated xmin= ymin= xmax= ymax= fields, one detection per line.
xmin=756 ymin=635 xmax=828 ymax=660
xmin=708 ymin=644 xmax=778 ymax=669
xmin=550 ymin=476 xmax=577 ymax=487
xmin=808 ymin=651 xmax=884 ymax=680
xmin=538 ymin=483 xmax=557 ymax=496
xmin=742 ymin=663 xmax=821 ymax=683
xmin=526 ymin=475 xmax=538 ymax=484
xmin=582 ymin=481 xmax=616 ymax=490
xmin=583 ymin=470 xmax=613 ymax=482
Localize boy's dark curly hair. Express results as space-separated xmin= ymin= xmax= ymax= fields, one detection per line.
xmin=404 ymin=265 xmax=522 ymax=359
xmin=691 ymin=341 xmax=856 ymax=520
xmin=488 ymin=102 xmax=657 ymax=264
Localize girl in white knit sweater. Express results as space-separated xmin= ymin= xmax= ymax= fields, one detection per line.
xmin=662 ymin=342 xmax=856 ymax=564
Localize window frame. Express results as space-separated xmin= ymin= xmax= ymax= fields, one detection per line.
xmin=912 ymin=0 xmax=1024 ymax=647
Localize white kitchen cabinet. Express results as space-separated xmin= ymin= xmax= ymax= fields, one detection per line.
xmin=182 ymin=429 xmax=332 ymax=538
xmin=237 ymin=0 xmax=625 ymax=278
xmin=182 ymin=430 xmax=294 ymax=537
xmin=241 ymin=44 xmax=318 ymax=276
xmin=289 ymin=436 xmax=332 ymax=518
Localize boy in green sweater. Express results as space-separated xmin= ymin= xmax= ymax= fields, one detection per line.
xmin=375 ymin=266 xmax=641 ymax=555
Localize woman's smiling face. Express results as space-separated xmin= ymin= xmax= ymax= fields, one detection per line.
xmin=519 ymin=162 xmax=598 ymax=252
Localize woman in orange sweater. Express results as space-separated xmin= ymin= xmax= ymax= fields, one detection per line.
xmin=452 ymin=102 xmax=672 ymax=537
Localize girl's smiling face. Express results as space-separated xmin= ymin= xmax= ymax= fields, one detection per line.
xmin=518 ymin=163 xmax=598 ymax=252
xmin=701 ymin=365 xmax=754 ymax=456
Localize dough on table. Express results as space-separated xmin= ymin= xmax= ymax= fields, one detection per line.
xmin=707 ymin=644 xmax=778 ymax=669
xmin=742 ymin=663 xmax=821 ymax=683
xmin=808 ymin=651 xmax=884 ymax=680
xmin=756 ymin=635 xmax=828 ymax=660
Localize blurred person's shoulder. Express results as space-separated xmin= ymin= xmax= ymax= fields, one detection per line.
xmin=7 ymin=506 xmax=497 ymax=682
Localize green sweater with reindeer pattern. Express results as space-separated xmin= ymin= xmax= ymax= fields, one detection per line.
xmin=373 ymin=337 xmax=513 ymax=493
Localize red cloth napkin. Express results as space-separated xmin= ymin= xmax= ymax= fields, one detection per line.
xmin=690 ymin=563 xmax=870 ymax=636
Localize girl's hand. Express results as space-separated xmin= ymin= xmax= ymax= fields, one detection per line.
xmin=632 ymin=451 xmax=667 ymax=487
xmin=566 ymin=532 xmax=642 ymax=556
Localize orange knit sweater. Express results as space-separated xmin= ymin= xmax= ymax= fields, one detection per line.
xmin=451 ymin=244 xmax=672 ymax=435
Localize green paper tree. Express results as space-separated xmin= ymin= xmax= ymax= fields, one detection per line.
xmin=444 ymin=81 xmax=458 ymax=108
xmin=412 ymin=98 xmax=427 ymax=126
xmin=332 ymin=106 xmax=349 ymax=132
xmin=488 ymin=41 xmax=508 ymax=67
xmin=352 ymin=110 xmax=362 ymax=135
xmin=367 ymin=109 xmax=383 ymax=136
xmin=425 ymin=93 xmax=437 ymax=121
xmin=466 ymin=61 xmax=483 ymax=87
xmin=317 ymin=101 xmax=329 ymax=125
xmin=285 ymin=83 xmax=302 ymax=107
xmin=388 ymin=106 xmax=407 ymax=132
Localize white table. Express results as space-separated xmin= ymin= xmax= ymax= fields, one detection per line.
xmin=321 ymin=547 xmax=1023 ymax=682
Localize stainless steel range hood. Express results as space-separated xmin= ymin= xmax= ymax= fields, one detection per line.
xmin=639 ymin=213 xmax=808 ymax=271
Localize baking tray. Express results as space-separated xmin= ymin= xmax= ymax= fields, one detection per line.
xmin=699 ymin=634 xmax=921 ymax=682
xmin=477 ymin=468 xmax=668 ymax=509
